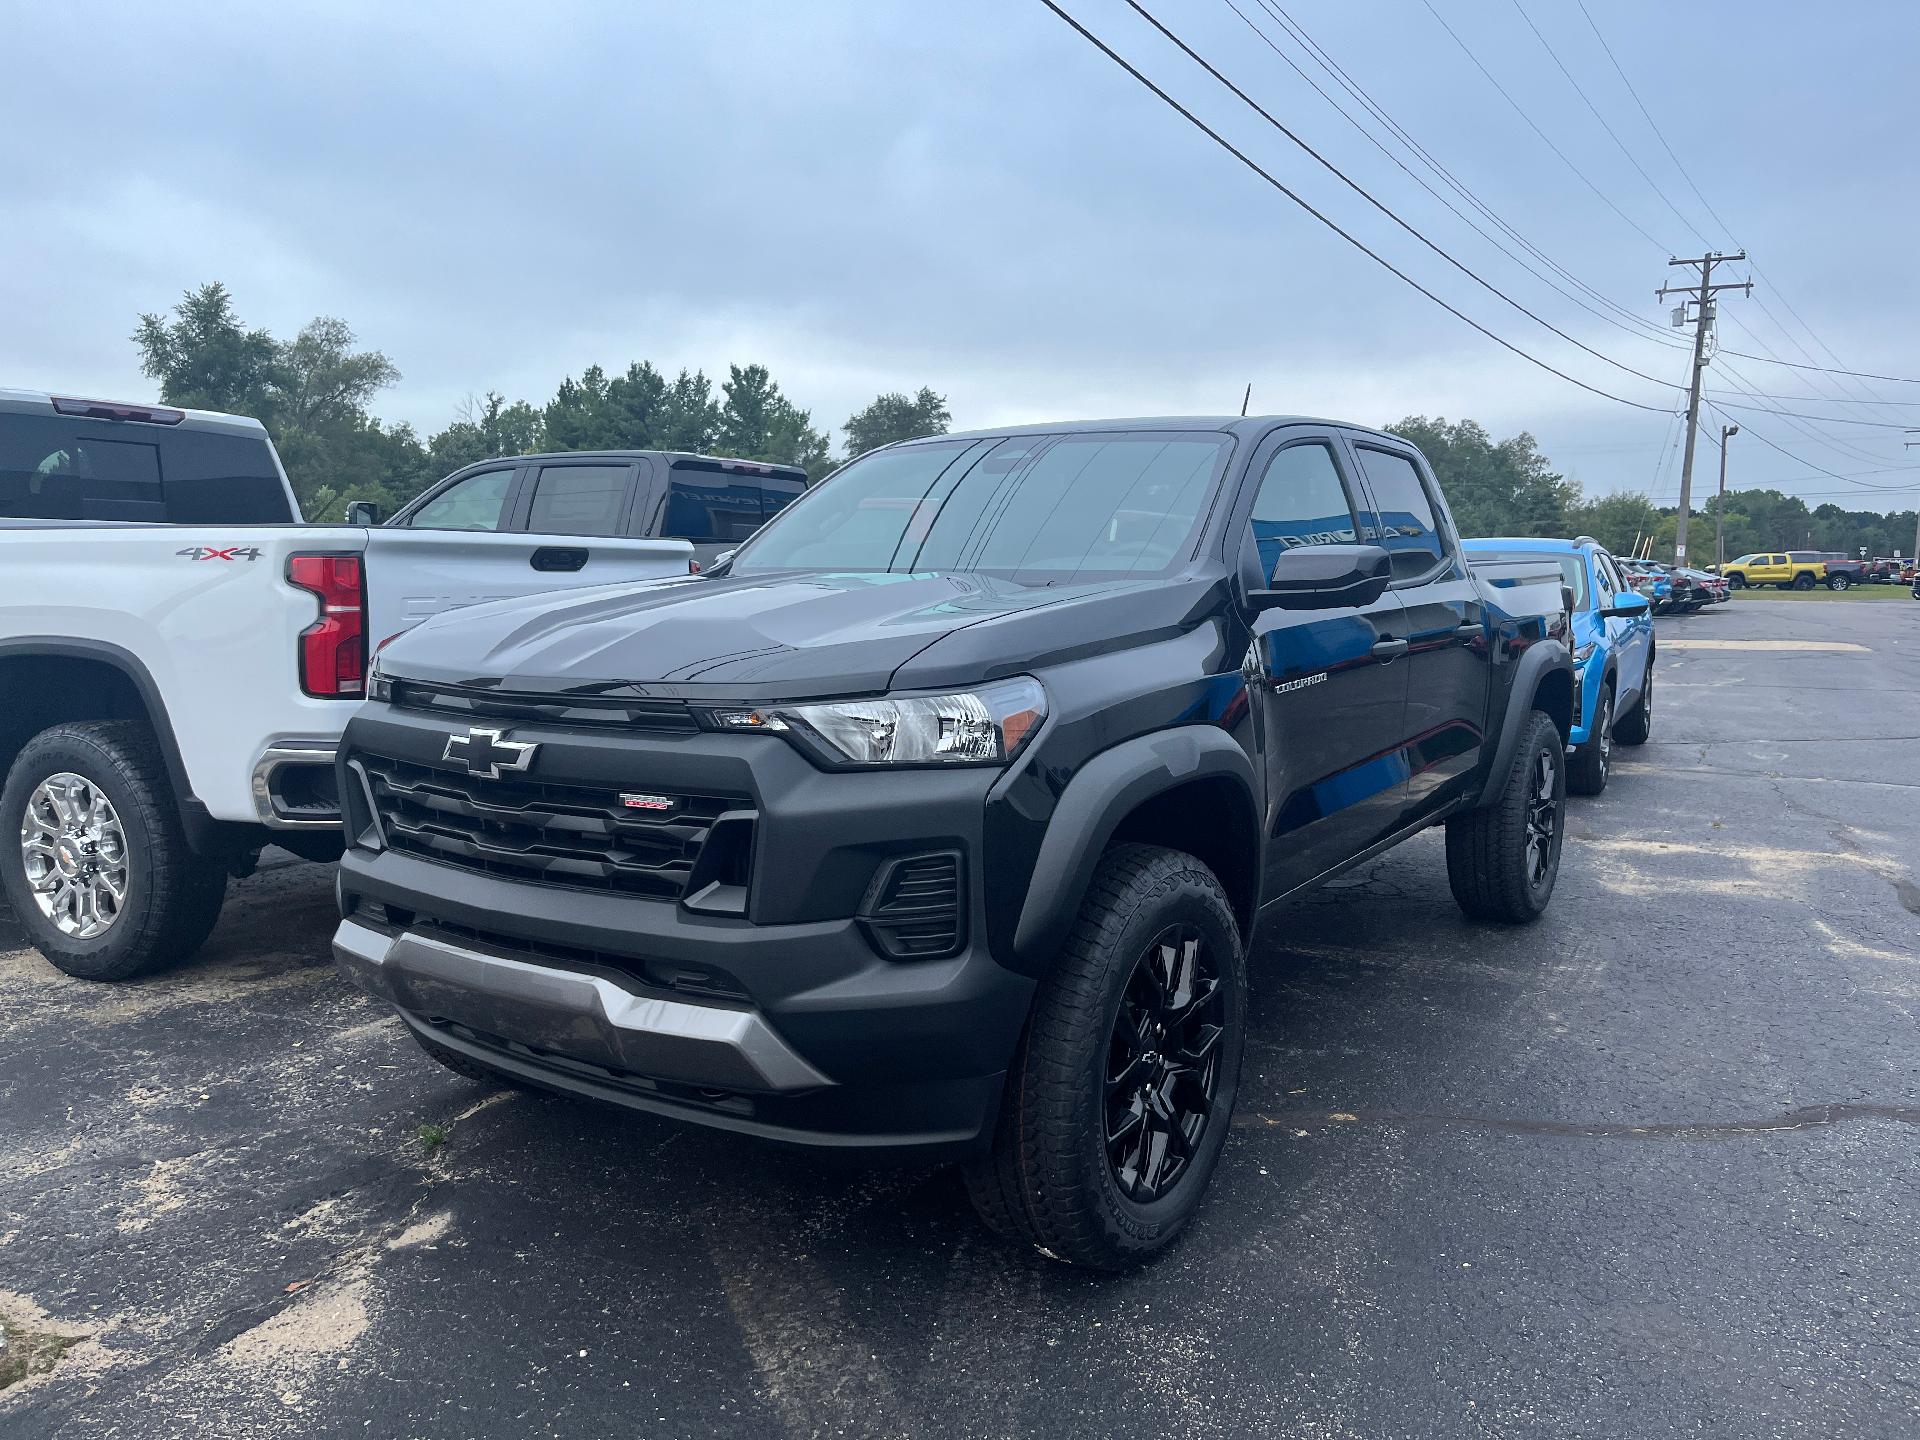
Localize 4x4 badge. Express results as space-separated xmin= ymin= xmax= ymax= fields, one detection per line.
xmin=443 ymin=727 xmax=538 ymax=780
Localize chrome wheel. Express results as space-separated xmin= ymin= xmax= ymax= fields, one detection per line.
xmin=20 ymin=772 xmax=129 ymax=938
xmin=1524 ymin=751 xmax=1559 ymax=887
xmin=1106 ymin=924 xmax=1225 ymax=1203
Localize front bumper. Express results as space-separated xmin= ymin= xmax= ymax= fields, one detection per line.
xmin=331 ymin=703 xmax=1038 ymax=1157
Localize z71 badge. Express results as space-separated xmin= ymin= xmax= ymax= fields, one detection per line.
xmin=176 ymin=546 xmax=264 ymax=562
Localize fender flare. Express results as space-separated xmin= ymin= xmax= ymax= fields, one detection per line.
xmin=1474 ymin=640 xmax=1574 ymax=808
xmin=0 ymin=636 xmax=201 ymax=836
xmin=1011 ymin=727 xmax=1259 ymax=970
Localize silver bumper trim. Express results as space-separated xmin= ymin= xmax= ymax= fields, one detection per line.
xmin=331 ymin=918 xmax=830 ymax=1094
xmin=250 ymin=741 xmax=341 ymax=829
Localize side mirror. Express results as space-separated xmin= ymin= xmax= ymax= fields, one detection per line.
xmin=345 ymin=500 xmax=385 ymax=526
xmin=1250 ymin=543 xmax=1393 ymax=612
xmin=1600 ymin=592 xmax=1652 ymax=620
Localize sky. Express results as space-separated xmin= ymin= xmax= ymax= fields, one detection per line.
xmin=5 ymin=0 xmax=1918 ymax=510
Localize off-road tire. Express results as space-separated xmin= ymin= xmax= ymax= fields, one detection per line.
xmin=1567 ymin=684 xmax=1613 ymax=797
xmin=1 ymin=721 xmax=226 ymax=981
xmin=1792 ymin=573 xmax=1816 ymax=590
xmin=1614 ymin=656 xmax=1654 ymax=746
xmin=1725 ymin=573 xmax=1745 ymax=589
xmin=411 ymin=1025 xmax=525 ymax=1088
xmin=962 ymin=844 xmax=1246 ymax=1270
xmin=1445 ymin=710 xmax=1565 ymax=924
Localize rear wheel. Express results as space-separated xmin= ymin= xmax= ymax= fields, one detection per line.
xmin=1 ymin=721 xmax=226 ymax=981
xmin=1615 ymin=659 xmax=1654 ymax=746
xmin=1793 ymin=573 xmax=1816 ymax=590
xmin=1567 ymin=686 xmax=1613 ymax=796
xmin=1446 ymin=711 xmax=1565 ymax=924
xmin=963 ymin=844 xmax=1246 ymax=1269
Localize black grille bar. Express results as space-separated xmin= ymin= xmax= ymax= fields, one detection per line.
xmin=359 ymin=753 xmax=750 ymax=901
xmin=388 ymin=679 xmax=697 ymax=733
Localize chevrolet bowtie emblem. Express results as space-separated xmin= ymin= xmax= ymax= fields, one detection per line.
xmin=443 ymin=726 xmax=539 ymax=780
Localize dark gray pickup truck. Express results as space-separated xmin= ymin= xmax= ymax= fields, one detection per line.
xmin=329 ymin=415 xmax=1574 ymax=1268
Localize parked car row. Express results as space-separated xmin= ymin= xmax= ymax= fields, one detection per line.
xmin=7 ymin=398 xmax=1659 ymax=1269
xmin=1617 ymin=557 xmax=1731 ymax=612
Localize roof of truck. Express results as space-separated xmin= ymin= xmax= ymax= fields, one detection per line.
xmin=0 ymin=385 xmax=269 ymax=439
xmin=899 ymin=415 xmax=1407 ymax=446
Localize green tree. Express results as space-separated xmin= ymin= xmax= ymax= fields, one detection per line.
xmin=426 ymin=391 xmax=546 ymax=477
xmin=133 ymin=282 xmax=279 ymax=417
xmin=718 ymin=364 xmax=833 ymax=477
xmin=1386 ymin=417 xmax=1578 ymax=539
xmin=1565 ymin=491 xmax=1660 ymax=557
xmin=843 ymin=387 xmax=951 ymax=457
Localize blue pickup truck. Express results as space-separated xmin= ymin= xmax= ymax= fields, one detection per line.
xmin=1465 ymin=537 xmax=1654 ymax=795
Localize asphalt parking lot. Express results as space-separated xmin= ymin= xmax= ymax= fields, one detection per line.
xmin=2 ymin=597 xmax=1916 ymax=1439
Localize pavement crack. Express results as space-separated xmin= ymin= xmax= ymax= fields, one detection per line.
xmin=1235 ymin=1102 xmax=1920 ymax=1141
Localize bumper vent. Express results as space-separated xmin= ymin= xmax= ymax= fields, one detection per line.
xmin=860 ymin=851 xmax=964 ymax=960
xmin=357 ymin=752 xmax=750 ymax=901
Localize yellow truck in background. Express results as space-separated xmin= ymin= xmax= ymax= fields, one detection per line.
xmin=1723 ymin=551 xmax=1827 ymax=590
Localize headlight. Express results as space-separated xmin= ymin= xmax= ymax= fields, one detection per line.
xmin=1573 ymin=642 xmax=1596 ymax=664
xmin=710 ymin=677 xmax=1047 ymax=768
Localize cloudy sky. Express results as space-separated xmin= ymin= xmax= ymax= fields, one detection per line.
xmin=6 ymin=0 xmax=1918 ymax=507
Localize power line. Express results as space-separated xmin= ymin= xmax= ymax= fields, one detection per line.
xmin=1508 ymin=0 xmax=1712 ymax=249
xmin=1244 ymin=0 xmax=1687 ymax=349
xmin=1036 ymin=0 xmax=1675 ymax=411
xmin=1571 ymin=0 xmax=1739 ymax=241
xmin=1112 ymin=0 xmax=1689 ymax=394
xmin=1216 ymin=0 xmax=1688 ymax=355
xmin=1417 ymin=0 xmax=1668 ymax=253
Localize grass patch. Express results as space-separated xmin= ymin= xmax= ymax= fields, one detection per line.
xmin=0 ymin=1315 xmax=83 ymax=1391
xmin=417 ymin=1122 xmax=449 ymax=1153
xmin=1729 ymin=585 xmax=1912 ymax=602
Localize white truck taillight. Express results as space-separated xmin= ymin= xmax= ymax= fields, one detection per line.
xmin=287 ymin=552 xmax=367 ymax=697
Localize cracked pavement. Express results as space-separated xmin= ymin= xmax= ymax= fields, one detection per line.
xmin=2 ymin=597 xmax=1917 ymax=1438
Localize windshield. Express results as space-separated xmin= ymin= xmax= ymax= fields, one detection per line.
xmin=729 ymin=432 xmax=1232 ymax=580
xmin=1471 ymin=549 xmax=1590 ymax=609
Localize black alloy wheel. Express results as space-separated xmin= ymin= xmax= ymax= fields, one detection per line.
xmin=1524 ymin=749 xmax=1560 ymax=888
xmin=1105 ymin=924 xmax=1225 ymax=1203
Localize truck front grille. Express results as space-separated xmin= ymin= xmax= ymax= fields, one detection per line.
xmin=359 ymin=753 xmax=748 ymax=900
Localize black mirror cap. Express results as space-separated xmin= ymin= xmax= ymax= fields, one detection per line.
xmin=1249 ymin=543 xmax=1394 ymax=612
xmin=345 ymin=500 xmax=385 ymax=526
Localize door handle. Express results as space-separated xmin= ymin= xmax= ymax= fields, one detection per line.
xmin=1454 ymin=622 xmax=1482 ymax=639
xmin=530 ymin=547 xmax=588 ymax=572
xmin=1371 ymin=637 xmax=1410 ymax=662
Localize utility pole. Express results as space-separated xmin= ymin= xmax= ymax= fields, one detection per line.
xmin=1714 ymin=422 xmax=1738 ymax=571
xmin=1906 ymin=430 xmax=1920 ymax=565
xmin=1656 ymin=252 xmax=1752 ymax=566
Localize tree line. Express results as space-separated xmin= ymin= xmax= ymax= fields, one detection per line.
xmin=133 ymin=284 xmax=951 ymax=520
xmin=132 ymin=284 xmax=1915 ymax=558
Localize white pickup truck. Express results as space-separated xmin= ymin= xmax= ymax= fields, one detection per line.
xmin=0 ymin=388 xmax=694 ymax=979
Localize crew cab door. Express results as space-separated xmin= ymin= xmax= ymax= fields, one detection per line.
xmin=1238 ymin=431 xmax=1411 ymax=895
xmin=1345 ymin=436 xmax=1489 ymax=822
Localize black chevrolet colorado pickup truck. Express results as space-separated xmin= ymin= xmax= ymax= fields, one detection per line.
xmin=330 ymin=416 xmax=1574 ymax=1268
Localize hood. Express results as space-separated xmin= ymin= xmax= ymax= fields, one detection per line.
xmin=378 ymin=570 xmax=1177 ymax=700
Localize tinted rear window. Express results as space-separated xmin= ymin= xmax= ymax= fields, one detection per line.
xmin=0 ymin=412 xmax=291 ymax=523
xmin=732 ymin=432 xmax=1230 ymax=580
